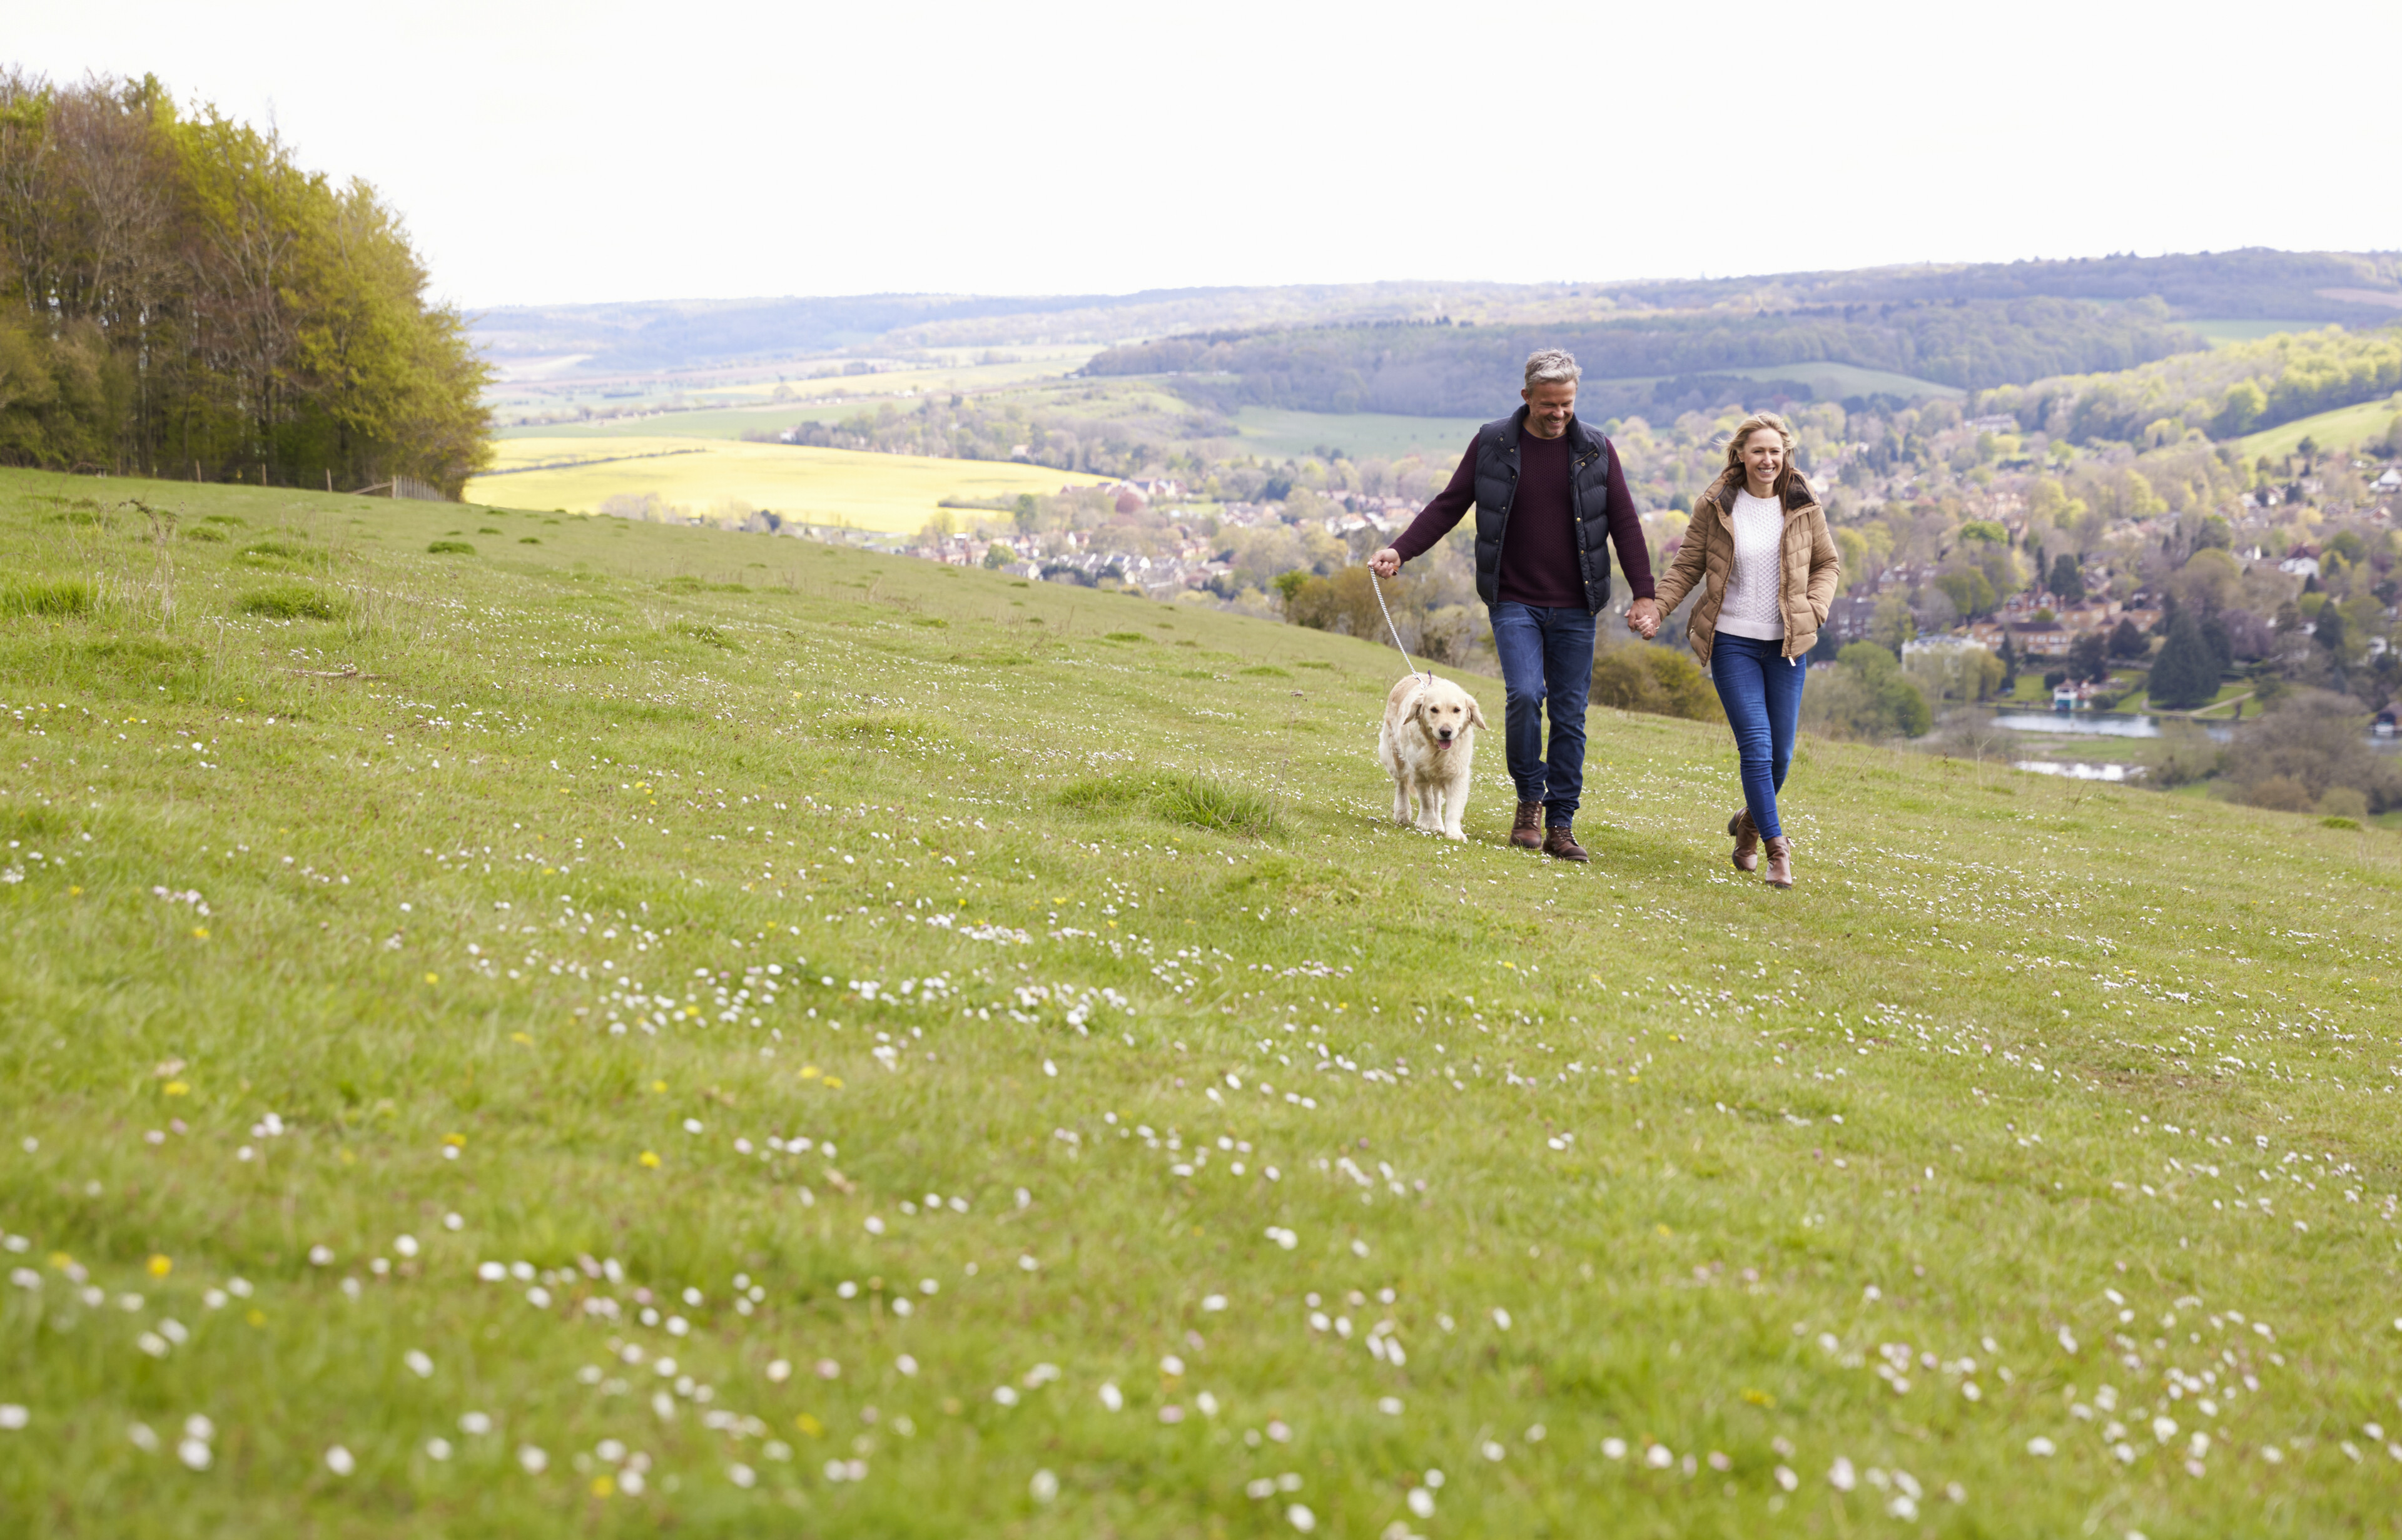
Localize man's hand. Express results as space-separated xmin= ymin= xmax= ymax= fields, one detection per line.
xmin=1369 ymin=547 xmax=1402 ymax=579
xmin=1626 ymin=597 xmax=1661 ymax=639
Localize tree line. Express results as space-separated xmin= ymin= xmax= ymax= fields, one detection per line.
xmin=1080 ymin=299 xmax=2199 ymax=416
xmin=0 ymin=70 xmax=490 ymax=493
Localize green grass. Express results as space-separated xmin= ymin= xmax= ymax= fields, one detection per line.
xmin=1 ymin=466 xmax=2399 ymax=1536
xmin=2237 ymin=393 xmax=2402 ymax=462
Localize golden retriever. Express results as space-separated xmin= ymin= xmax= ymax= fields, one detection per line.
xmin=1379 ymin=672 xmax=1486 ymax=841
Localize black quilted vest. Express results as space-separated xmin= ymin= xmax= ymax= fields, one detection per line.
xmin=1469 ymin=407 xmax=1620 ymax=612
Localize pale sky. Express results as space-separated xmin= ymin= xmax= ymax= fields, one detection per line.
xmin=13 ymin=1 xmax=2394 ymax=309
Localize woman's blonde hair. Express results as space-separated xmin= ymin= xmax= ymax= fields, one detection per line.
xmin=1722 ymin=411 xmax=1798 ymax=498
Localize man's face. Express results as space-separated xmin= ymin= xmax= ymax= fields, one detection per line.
xmin=1522 ymin=379 xmax=1576 ymax=438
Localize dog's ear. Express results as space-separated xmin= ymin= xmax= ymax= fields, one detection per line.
xmin=1466 ymin=697 xmax=1488 ymax=731
xmin=1406 ymin=686 xmax=1429 ymax=722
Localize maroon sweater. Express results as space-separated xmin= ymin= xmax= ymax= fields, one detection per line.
xmin=1389 ymin=425 xmax=1653 ymax=607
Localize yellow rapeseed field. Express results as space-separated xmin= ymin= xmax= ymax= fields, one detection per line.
xmin=467 ymin=436 xmax=1110 ymax=532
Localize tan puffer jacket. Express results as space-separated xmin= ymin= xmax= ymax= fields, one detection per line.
xmin=1653 ymin=469 xmax=1843 ymax=665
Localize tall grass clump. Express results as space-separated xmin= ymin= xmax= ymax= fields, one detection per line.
xmin=3 ymin=577 xmax=93 ymax=617
xmin=1057 ymin=771 xmax=1284 ymax=837
xmin=1153 ymin=772 xmax=1284 ymax=838
xmin=238 ymin=583 xmax=347 ymax=621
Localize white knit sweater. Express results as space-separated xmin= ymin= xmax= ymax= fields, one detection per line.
xmin=1715 ymin=489 xmax=1786 ymax=641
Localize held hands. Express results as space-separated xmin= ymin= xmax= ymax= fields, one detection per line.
xmin=1624 ymin=597 xmax=1661 ymax=639
xmin=1368 ymin=547 xmax=1402 ymax=579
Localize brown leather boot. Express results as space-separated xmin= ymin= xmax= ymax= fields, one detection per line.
xmin=1543 ymin=825 xmax=1589 ymax=863
xmin=1763 ymin=835 xmax=1793 ymax=889
xmin=1510 ymin=801 xmax=1544 ymax=849
xmin=1727 ymin=809 xmax=1759 ymax=874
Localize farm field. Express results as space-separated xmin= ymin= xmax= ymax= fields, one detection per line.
xmin=495 ymin=402 xmax=865 ymax=444
xmin=491 ymin=353 xmax=1100 ymax=438
xmin=3 ymin=466 xmax=2401 ymax=1537
xmin=467 ymin=439 xmax=1107 ymax=531
xmin=2236 ymin=393 xmax=2402 ymax=463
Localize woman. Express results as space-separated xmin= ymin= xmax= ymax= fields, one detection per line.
xmin=1637 ymin=412 xmax=1841 ymax=888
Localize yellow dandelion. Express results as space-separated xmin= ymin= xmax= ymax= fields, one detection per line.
xmin=443 ymin=1133 xmax=467 ymax=1148
xmin=823 ymin=1076 xmax=843 ymax=1090
xmin=163 ymin=1081 xmax=190 ymax=1097
xmin=799 ymin=1066 xmax=821 ymax=1080
xmin=191 ymin=926 xmax=209 ymax=939
xmin=246 ymin=1309 xmax=265 ymax=1326
xmin=424 ymin=973 xmax=440 ymax=985
xmin=591 ymin=1475 xmax=614 ymax=1497
xmin=510 ymin=1032 xmax=533 ymax=1045
xmin=639 ymin=1151 xmax=661 ymax=1168
xmin=148 ymin=1255 xmax=173 ymax=1278
xmin=649 ymin=1079 xmax=666 ymax=1093
xmin=796 ymin=1414 xmax=823 ymax=1437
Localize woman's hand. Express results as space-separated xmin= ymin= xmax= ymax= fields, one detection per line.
xmin=1625 ymin=597 xmax=1661 ymax=639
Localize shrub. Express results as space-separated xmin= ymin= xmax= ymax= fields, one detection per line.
xmin=671 ymin=621 xmax=736 ymax=651
xmin=1803 ymin=642 xmax=1932 ymax=739
xmin=2244 ymin=775 xmax=2316 ymax=812
xmin=239 ymin=584 xmax=346 ymax=621
xmin=427 ymin=540 xmax=475 ymax=555
xmin=3 ymin=578 xmax=93 ymax=617
xmin=1102 ymin=631 xmax=1150 ymax=643
xmin=1590 ymin=642 xmax=1721 ymax=722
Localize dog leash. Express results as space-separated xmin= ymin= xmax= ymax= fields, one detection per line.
xmin=1367 ymin=565 xmax=1429 ymax=684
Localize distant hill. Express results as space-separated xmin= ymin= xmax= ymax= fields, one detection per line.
xmin=475 ymin=249 xmax=2402 ymax=396
xmin=1600 ymin=247 xmax=2402 ymax=322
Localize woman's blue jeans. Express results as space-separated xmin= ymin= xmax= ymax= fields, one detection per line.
xmin=1709 ymin=633 xmax=1805 ymax=841
xmin=1487 ymin=602 xmax=1596 ymax=827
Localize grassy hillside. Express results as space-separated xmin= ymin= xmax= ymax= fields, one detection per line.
xmin=2236 ymin=393 xmax=2402 ymax=462
xmin=466 ymin=440 xmax=1107 ymax=530
xmin=2 ymin=467 xmax=2399 ymax=1538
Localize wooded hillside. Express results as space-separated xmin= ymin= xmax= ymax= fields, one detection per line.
xmin=0 ymin=71 xmax=490 ymax=494
xmin=1979 ymin=325 xmax=2402 ymax=445
xmin=1082 ymin=300 xmax=2200 ymax=416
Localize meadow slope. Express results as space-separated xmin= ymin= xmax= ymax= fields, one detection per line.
xmin=1 ymin=469 xmax=2398 ymax=1539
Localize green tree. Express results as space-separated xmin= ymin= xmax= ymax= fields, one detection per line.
xmin=1836 ymin=642 xmax=1932 ymax=737
xmin=2150 ymin=609 xmax=2221 ymax=709
xmin=2214 ymin=378 xmax=2267 ymax=437
xmin=2047 ymin=552 xmax=2085 ymax=602
xmin=2107 ymin=618 xmax=2147 ymax=660
xmin=2067 ymin=631 xmax=2109 ymax=684
xmin=1868 ymin=592 xmax=1916 ymax=654
xmin=1934 ymin=567 xmax=1998 ymax=619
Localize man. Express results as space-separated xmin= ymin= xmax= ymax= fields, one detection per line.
xmin=1370 ymin=348 xmax=1658 ymax=861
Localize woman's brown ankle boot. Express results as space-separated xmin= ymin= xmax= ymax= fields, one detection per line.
xmin=1727 ymin=810 xmax=1759 ymax=873
xmin=1763 ymin=836 xmax=1793 ymax=889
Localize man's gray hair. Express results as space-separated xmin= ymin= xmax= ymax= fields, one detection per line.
xmin=1524 ymin=348 xmax=1581 ymax=388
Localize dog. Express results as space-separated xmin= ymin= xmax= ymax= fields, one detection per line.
xmin=1378 ymin=672 xmax=1486 ymax=841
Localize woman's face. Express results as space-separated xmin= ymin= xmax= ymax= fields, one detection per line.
xmin=1741 ymin=428 xmax=1785 ymax=486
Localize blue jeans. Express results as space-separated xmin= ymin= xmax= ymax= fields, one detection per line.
xmin=1488 ymin=602 xmax=1596 ymax=827
xmin=1709 ymin=633 xmax=1805 ymax=841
